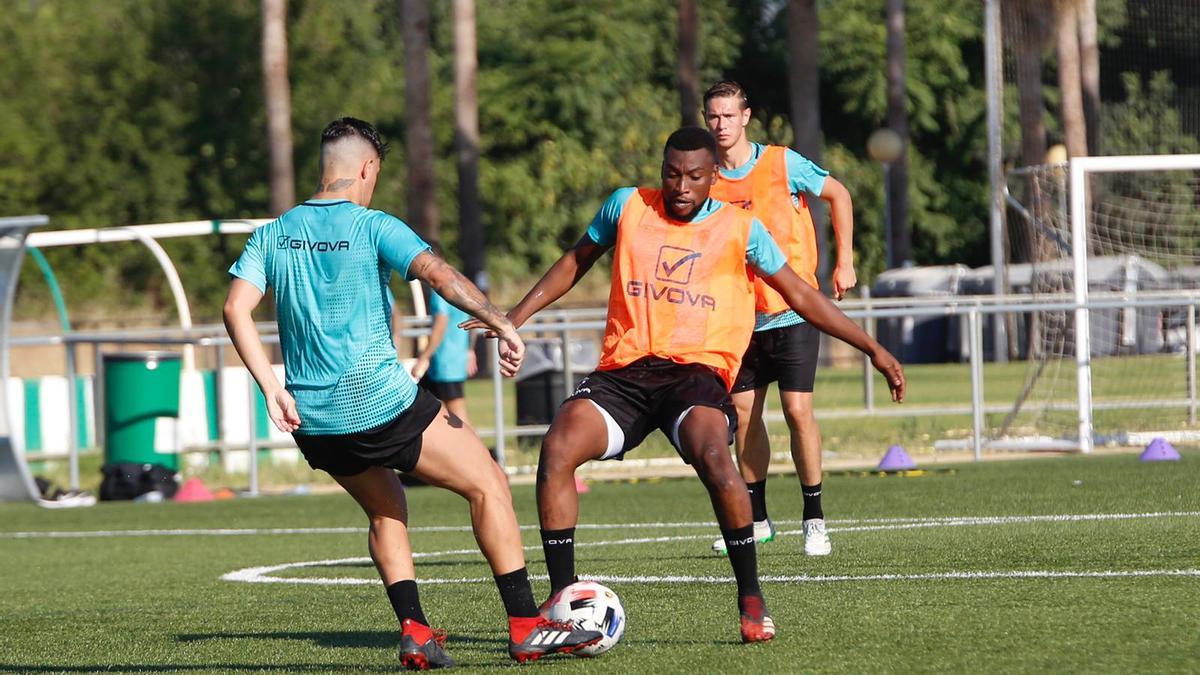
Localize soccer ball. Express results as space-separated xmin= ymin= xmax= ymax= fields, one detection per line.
xmin=543 ymin=581 xmax=626 ymax=656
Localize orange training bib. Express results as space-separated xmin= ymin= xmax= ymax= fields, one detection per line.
xmin=598 ymin=188 xmax=758 ymax=389
xmin=709 ymin=144 xmax=819 ymax=313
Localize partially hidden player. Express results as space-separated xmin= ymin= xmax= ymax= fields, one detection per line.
xmin=468 ymin=127 xmax=905 ymax=644
xmin=224 ymin=117 xmax=601 ymax=669
xmin=705 ymin=80 xmax=858 ymax=556
xmin=411 ymin=283 xmax=478 ymax=427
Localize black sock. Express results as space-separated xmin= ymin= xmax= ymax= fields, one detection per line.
xmin=747 ymin=480 xmax=768 ymax=522
xmin=540 ymin=527 xmax=576 ymax=594
xmin=494 ymin=567 xmax=539 ymax=618
xmin=386 ymin=580 xmax=428 ymax=625
xmin=721 ymin=525 xmax=761 ymax=597
xmin=802 ymin=482 xmax=824 ymax=521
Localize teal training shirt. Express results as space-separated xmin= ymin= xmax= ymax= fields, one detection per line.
xmin=585 ymin=188 xmax=787 ymax=277
xmin=426 ymin=290 xmax=471 ymax=383
xmin=228 ymin=199 xmax=431 ymax=435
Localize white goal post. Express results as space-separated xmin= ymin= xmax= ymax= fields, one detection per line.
xmin=1070 ymin=154 xmax=1200 ymax=453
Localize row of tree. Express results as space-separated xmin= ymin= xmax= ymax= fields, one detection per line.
xmin=0 ymin=0 xmax=1195 ymax=324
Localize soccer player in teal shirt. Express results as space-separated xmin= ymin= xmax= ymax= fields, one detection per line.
xmin=225 ymin=118 xmax=601 ymax=668
xmin=704 ymin=81 xmax=859 ymax=558
xmin=412 ymin=285 xmax=476 ymax=426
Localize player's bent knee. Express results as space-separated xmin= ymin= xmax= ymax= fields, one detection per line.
xmin=782 ymin=400 xmax=815 ymax=427
xmin=691 ymin=444 xmax=737 ymax=481
xmin=540 ymin=431 xmax=592 ymax=472
xmin=699 ymin=465 xmax=744 ymax=495
xmin=474 ymin=470 xmax=511 ymax=502
xmin=367 ymin=512 xmax=407 ymax=534
xmin=467 ymin=485 xmax=513 ymax=514
xmin=536 ymin=450 xmax=577 ymax=484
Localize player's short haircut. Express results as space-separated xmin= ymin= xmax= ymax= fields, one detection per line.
xmin=321 ymin=117 xmax=390 ymax=161
xmin=664 ymin=127 xmax=717 ymax=161
xmin=703 ymin=80 xmax=749 ymax=110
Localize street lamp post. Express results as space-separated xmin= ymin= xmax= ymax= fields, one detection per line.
xmin=867 ymin=128 xmax=904 ymax=270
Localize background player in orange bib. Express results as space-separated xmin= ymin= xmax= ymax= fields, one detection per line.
xmin=471 ymin=127 xmax=904 ymax=644
xmin=704 ymin=80 xmax=858 ymax=557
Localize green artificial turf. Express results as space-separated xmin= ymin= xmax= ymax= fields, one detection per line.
xmin=2 ymin=452 xmax=1198 ymax=673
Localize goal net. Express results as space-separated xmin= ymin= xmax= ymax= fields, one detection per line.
xmin=1003 ymin=156 xmax=1200 ymax=450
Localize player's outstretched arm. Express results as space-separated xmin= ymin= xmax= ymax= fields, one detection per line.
xmin=223 ymin=279 xmax=302 ymax=431
xmin=821 ymin=177 xmax=857 ymax=300
xmin=504 ymin=234 xmax=610 ymax=329
xmin=409 ymin=250 xmax=524 ymax=376
xmin=762 ymin=265 xmax=905 ymax=402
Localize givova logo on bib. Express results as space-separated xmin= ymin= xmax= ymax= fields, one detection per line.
xmin=277 ymin=235 xmax=350 ymax=252
xmin=623 ymin=245 xmax=717 ymax=311
xmin=654 ymin=245 xmax=701 ymax=284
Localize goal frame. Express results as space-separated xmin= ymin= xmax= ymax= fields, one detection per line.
xmin=1069 ymin=154 xmax=1200 ymax=452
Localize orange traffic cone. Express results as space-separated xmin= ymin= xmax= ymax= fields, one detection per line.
xmin=174 ymin=477 xmax=215 ymax=503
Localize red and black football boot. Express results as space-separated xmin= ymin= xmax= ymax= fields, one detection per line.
xmin=739 ymin=594 xmax=777 ymax=644
xmin=399 ymin=618 xmax=452 ymax=670
xmin=507 ymin=616 xmax=602 ymax=663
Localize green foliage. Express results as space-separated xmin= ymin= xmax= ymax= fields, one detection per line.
xmin=1101 ymin=71 xmax=1200 ymax=156
xmin=1095 ymin=72 xmax=1200 ymax=268
xmin=1 ymin=0 xmax=1196 ymax=324
xmin=467 ymin=0 xmax=737 ymax=278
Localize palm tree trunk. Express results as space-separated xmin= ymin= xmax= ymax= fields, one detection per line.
xmin=787 ymin=0 xmax=821 ymax=161
xmin=1056 ymin=0 xmax=1088 ymax=159
xmin=1078 ymin=0 xmax=1101 ymax=154
xmin=885 ymin=0 xmax=910 ymax=267
xmin=402 ymin=0 xmax=440 ymax=246
xmin=787 ymin=0 xmax=828 ymax=283
xmin=677 ymin=0 xmax=700 ymax=127
xmin=1008 ymin=0 xmax=1054 ymax=359
xmin=453 ymin=0 xmax=483 ymax=287
xmin=261 ymin=0 xmax=294 ymax=216
xmin=1011 ymin=1 xmax=1048 ymax=169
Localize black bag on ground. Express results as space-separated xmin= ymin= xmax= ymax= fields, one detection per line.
xmin=99 ymin=462 xmax=179 ymax=501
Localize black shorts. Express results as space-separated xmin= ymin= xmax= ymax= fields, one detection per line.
xmin=421 ymin=378 xmax=465 ymax=402
xmin=732 ymin=321 xmax=821 ymax=394
xmin=565 ymin=357 xmax=736 ymax=461
xmin=292 ymin=388 xmax=442 ymax=477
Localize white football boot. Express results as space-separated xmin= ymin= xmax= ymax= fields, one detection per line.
xmin=802 ymin=518 xmax=832 ymax=556
xmin=711 ymin=518 xmax=777 ymax=555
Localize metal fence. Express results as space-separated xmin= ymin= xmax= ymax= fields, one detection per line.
xmin=15 ymin=290 xmax=1199 ymax=494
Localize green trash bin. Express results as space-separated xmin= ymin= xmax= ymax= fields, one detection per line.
xmin=102 ymin=352 xmax=182 ymax=470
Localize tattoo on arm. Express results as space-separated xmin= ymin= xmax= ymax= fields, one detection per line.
xmin=412 ymin=253 xmax=510 ymax=331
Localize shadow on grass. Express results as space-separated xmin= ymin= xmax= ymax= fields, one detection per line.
xmin=178 ymin=630 xmax=393 ymax=649
xmin=0 ymin=665 xmax=399 ymax=673
xmin=176 ymin=630 xmax=508 ymax=649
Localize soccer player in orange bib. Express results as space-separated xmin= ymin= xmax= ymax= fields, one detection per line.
xmin=704 ymin=81 xmax=858 ymax=557
xmin=478 ymin=127 xmax=904 ymax=644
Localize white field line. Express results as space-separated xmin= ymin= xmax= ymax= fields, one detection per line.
xmin=219 ymin=510 xmax=1200 ymax=587
xmin=220 ymin=557 xmax=1200 ymax=587
xmin=782 ymin=510 xmax=1200 ymax=537
xmin=0 ymin=521 xmax=730 ymax=540
xmin=8 ymin=510 xmax=1199 ymax=540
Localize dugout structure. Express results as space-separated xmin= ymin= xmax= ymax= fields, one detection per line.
xmin=0 ymin=216 xmax=47 ymax=500
xmin=0 ymin=215 xmax=430 ymax=502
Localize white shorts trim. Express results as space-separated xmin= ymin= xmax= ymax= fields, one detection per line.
xmin=670 ymin=405 xmax=698 ymax=450
xmin=586 ymin=399 xmax=626 ymax=460
xmin=669 ymin=405 xmax=734 ymax=451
